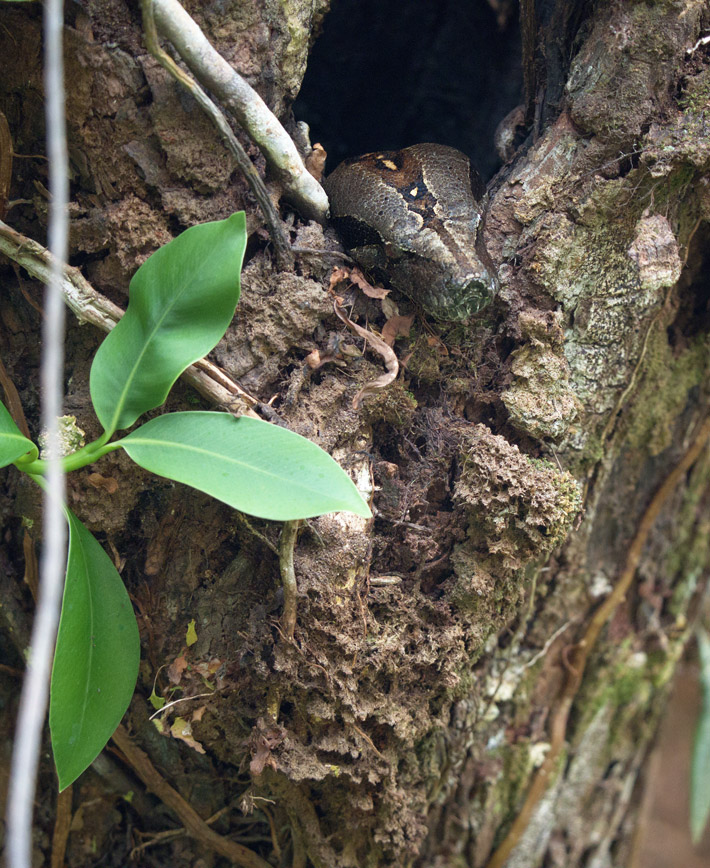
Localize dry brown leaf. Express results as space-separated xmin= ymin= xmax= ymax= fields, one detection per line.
xmin=167 ymin=654 xmax=188 ymax=685
xmin=381 ymin=295 xmax=399 ymax=319
xmin=349 ymin=266 xmax=389 ymax=299
xmin=249 ymin=721 xmax=285 ymax=776
xmin=328 ymin=266 xmax=350 ymax=291
xmin=426 ymin=334 xmax=449 ymax=356
xmin=304 ymin=348 xmax=321 ymax=368
xmin=87 ymin=472 xmax=118 ymax=494
xmin=192 ymin=705 xmax=207 ymax=723
xmin=305 ymin=142 xmax=327 ymax=181
xmin=333 ymin=301 xmax=399 ymax=408
xmin=381 ymin=314 xmax=415 ymax=347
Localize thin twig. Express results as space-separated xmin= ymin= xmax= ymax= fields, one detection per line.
xmin=151 ymin=0 xmax=328 ymax=224
xmin=111 ymin=724 xmax=272 ymax=868
xmin=149 ymin=691 xmax=215 ymax=721
xmin=279 ymin=520 xmax=300 ymax=640
xmin=141 ymin=0 xmax=293 ymax=270
xmin=237 ymin=513 xmax=280 ymax=557
xmin=486 ymin=414 xmax=710 ymax=868
xmin=6 ymin=1 xmax=68 ymax=865
xmin=129 ymin=805 xmax=230 ymax=858
xmin=350 ymin=721 xmax=390 ymax=766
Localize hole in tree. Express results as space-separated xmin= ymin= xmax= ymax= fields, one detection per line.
xmin=668 ymin=222 xmax=710 ymax=350
xmin=294 ymin=0 xmax=523 ymax=182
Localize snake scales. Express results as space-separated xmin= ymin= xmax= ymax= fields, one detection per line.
xmin=324 ymin=143 xmax=497 ymax=321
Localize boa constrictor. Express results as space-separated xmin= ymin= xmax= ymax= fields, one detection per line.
xmin=323 ymin=143 xmax=497 ymax=321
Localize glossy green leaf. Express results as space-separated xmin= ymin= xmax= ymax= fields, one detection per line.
xmin=691 ymin=627 xmax=710 ymax=844
xmin=90 ymin=212 xmax=246 ymax=437
xmin=50 ymin=509 xmax=140 ymax=790
xmin=0 ymin=398 xmax=37 ymax=467
xmin=119 ymin=411 xmax=372 ymax=520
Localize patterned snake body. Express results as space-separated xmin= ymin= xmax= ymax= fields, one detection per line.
xmin=324 ymin=143 xmax=497 ymax=321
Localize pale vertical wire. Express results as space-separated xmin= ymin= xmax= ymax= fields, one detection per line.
xmin=5 ymin=0 xmax=68 ymax=865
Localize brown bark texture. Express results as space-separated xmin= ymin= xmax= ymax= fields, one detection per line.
xmin=1 ymin=1 xmax=710 ymax=867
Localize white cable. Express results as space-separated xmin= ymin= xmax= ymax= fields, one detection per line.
xmin=5 ymin=0 xmax=69 ymax=864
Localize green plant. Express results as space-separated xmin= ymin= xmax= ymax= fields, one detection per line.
xmin=1 ymin=212 xmax=370 ymax=790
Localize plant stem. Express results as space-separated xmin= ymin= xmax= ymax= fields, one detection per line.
xmin=17 ymin=438 xmax=120 ymax=477
xmin=279 ymin=519 xmax=300 ymax=641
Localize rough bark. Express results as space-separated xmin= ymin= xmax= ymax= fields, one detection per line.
xmin=1 ymin=2 xmax=710 ymax=867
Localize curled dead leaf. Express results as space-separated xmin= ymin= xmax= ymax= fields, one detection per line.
xmin=349 ymin=266 xmax=389 ymax=299
xmin=328 ymin=266 xmax=350 ymax=291
xmin=249 ymin=720 xmax=286 ymax=777
xmin=305 ymin=142 xmax=327 ymax=181
xmin=333 ymin=301 xmax=399 ymax=408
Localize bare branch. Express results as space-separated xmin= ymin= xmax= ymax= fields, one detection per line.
xmin=0 ymin=219 xmax=259 ymax=417
xmin=141 ymin=0 xmax=294 ymax=270
xmin=152 ymin=0 xmax=329 ymax=224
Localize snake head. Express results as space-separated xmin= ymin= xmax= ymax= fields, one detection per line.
xmin=324 ymin=143 xmax=497 ymax=321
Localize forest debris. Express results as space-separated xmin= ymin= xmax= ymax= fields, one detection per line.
xmin=381 ymin=314 xmax=414 ymax=347
xmin=249 ymin=719 xmax=286 ymax=776
xmin=141 ymin=0 xmax=293 ymax=268
xmin=328 ymin=266 xmax=350 ymax=290
xmin=304 ymin=348 xmax=321 ymax=369
xmin=369 ymin=575 xmax=403 ymax=586
xmin=167 ymin=653 xmax=188 ymax=684
xmin=279 ymin=519 xmax=300 ymax=641
xmin=50 ymin=786 xmax=73 ymax=868
xmin=328 ymin=264 xmax=389 ymax=299
xmin=349 ymin=266 xmax=389 ymax=299
xmin=87 ymin=472 xmax=118 ymax=494
xmin=333 ymin=301 xmax=399 ymax=408
xmin=305 ymin=142 xmax=326 ymax=181
xmin=170 ymin=717 xmax=206 ymax=754
xmin=380 ymin=295 xmax=399 ymax=319
xmin=0 ymin=111 xmax=12 ymax=220
xmin=111 ymin=725 xmax=272 ymax=868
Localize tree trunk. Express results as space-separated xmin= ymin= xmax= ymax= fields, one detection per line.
xmin=1 ymin=2 xmax=710 ymax=867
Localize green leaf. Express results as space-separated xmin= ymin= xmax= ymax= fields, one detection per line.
xmin=0 ymin=399 xmax=37 ymax=467
xmin=148 ymin=687 xmax=165 ymax=711
xmin=119 ymin=411 xmax=372 ymax=520
xmin=691 ymin=627 xmax=710 ymax=844
xmin=90 ymin=212 xmax=247 ymax=437
xmin=50 ymin=509 xmax=140 ymax=790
